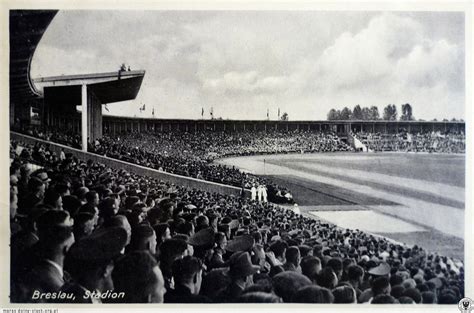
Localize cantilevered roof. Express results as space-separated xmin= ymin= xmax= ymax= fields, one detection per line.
xmin=33 ymin=70 xmax=146 ymax=104
xmin=10 ymin=10 xmax=58 ymax=103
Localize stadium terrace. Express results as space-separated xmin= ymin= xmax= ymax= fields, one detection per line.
xmin=8 ymin=10 xmax=466 ymax=305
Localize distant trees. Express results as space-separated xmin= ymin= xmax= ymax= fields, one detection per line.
xmin=352 ymin=105 xmax=363 ymax=120
xmin=325 ymin=104 xmax=429 ymax=121
xmin=400 ymin=103 xmax=414 ymax=121
xmin=326 ymin=104 xmax=379 ymax=121
xmin=383 ymin=104 xmax=397 ymax=121
xmin=327 ymin=109 xmax=339 ymax=120
xmin=280 ymin=112 xmax=289 ymax=121
xmin=369 ymin=106 xmax=380 ymax=120
xmin=340 ymin=107 xmax=352 ymax=120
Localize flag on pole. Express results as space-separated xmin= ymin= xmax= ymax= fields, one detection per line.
xmin=104 ymin=104 xmax=109 ymax=112
xmin=201 ymin=107 xmax=204 ymax=117
xmin=152 ymin=107 xmax=155 ymax=117
xmin=278 ymin=108 xmax=280 ymax=119
xmin=210 ymin=107 xmax=214 ymax=119
xmin=267 ymin=108 xmax=269 ymax=119
xmin=139 ymin=104 xmax=146 ymax=112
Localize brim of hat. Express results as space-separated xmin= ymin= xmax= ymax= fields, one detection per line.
xmin=226 ymin=237 xmax=254 ymax=253
xmin=230 ymin=265 xmax=260 ymax=277
xmin=368 ymin=267 xmax=390 ymax=276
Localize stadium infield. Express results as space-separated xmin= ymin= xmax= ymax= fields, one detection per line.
xmin=217 ymin=152 xmax=465 ymax=260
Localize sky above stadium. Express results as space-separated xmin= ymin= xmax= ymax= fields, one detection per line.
xmin=30 ymin=10 xmax=465 ymax=121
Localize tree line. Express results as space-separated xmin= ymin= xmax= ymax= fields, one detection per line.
xmin=327 ymin=104 xmax=463 ymax=122
xmin=327 ymin=104 xmax=417 ymax=121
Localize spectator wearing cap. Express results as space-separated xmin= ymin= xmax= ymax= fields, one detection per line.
xmin=112 ymin=251 xmax=166 ymax=303
xmin=11 ymin=207 xmax=48 ymax=268
xmin=21 ymin=210 xmax=75 ymax=301
xmin=283 ymin=246 xmax=301 ymax=273
xmin=216 ymin=252 xmax=260 ymax=303
xmin=32 ymin=169 xmax=51 ymax=190
xmin=189 ymin=227 xmax=215 ymax=265
xmin=300 ymin=255 xmax=321 ymax=283
xmin=358 ymin=262 xmax=390 ymax=303
xmin=164 ymin=256 xmax=211 ymax=303
xmin=60 ymin=227 xmax=128 ymax=303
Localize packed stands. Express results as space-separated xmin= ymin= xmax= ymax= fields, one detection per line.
xmin=353 ymin=131 xmax=465 ymax=153
xmin=10 ymin=140 xmax=464 ymax=303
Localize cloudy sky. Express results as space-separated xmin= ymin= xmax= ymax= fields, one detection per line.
xmin=30 ymin=10 xmax=465 ymax=121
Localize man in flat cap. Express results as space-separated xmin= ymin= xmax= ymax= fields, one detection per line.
xmin=164 ymin=256 xmax=211 ymax=303
xmin=59 ymin=226 xmax=128 ymax=303
xmin=14 ymin=210 xmax=75 ymax=303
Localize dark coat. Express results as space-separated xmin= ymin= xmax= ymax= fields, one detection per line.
xmin=29 ymin=259 xmax=65 ymax=293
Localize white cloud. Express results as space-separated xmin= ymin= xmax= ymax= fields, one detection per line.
xmin=30 ymin=11 xmax=465 ymax=121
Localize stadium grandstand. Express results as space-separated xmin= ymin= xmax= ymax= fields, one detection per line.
xmin=8 ymin=10 xmax=465 ymax=305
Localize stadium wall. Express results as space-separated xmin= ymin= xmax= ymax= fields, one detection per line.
xmin=11 ymin=132 xmax=249 ymax=197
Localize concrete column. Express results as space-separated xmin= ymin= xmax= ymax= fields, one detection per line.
xmin=81 ymin=84 xmax=88 ymax=152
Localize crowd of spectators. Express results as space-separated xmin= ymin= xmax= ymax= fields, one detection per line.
xmin=10 ymin=140 xmax=464 ymax=304
xmin=12 ymin=125 xmax=82 ymax=150
xmin=90 ymin=130 xmax=350 ymax=184
xmin=13 ymin=125 xmax=350 ymax=202
xmin=354 ymin=131 xmax=465 ymax=153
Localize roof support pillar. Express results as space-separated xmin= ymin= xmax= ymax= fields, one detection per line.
xmin=81 ymin=83 xmax=88 ymax=152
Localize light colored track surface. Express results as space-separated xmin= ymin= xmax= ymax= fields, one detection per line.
xmin=218 ymin=153 xmax=465 ymax=238
xmin=309 ymin=210 xmax=426 ymax=233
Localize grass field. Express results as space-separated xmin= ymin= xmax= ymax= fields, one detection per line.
xmin=218 ymin=152 xmax=465 ymax=260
